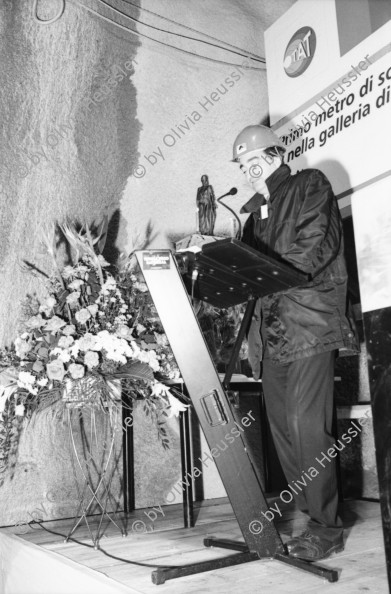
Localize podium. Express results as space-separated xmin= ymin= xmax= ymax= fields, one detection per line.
xmin=179 ymin=238 xmax=309 ymax=386
xmin=135 ymin=241 xmax=339 ymax=585
xmin=180 ymin=237 xmax=308 ymax=308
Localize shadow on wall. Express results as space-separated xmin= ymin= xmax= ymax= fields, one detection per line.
xmin=0 ymin=0 xmax=145 ymax=526
xmin=0 ymin=0 xmax=141 ymax=345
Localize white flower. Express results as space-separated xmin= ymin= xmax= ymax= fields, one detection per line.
xmin=46 ymin=359 xmax=65 ymax=381
xmin=68 ymin=279 xmax=84 ymax=290
xmin=97 ymin=255 xmax=110 ymax=268
xmin=166 ymin=392 xmax=189 ymax=418
xmin=70 ymin=340 xmax=81 ymax=357
xmin=134 ymin=281 xmax=148 ymax=292
xmin=58 ymin=335 xmax=74 ymax=349
xmin=26 ymin=315 xmax=45 ymax=329
xmin=58 ymin=350 xmax=71 ymax=363
xmin=18 ymin=371 xmax=36 ymax=385
xmin=46 ymin=296 xmax=57 ymax=309
xmin=116 ymin=325 xmax=133 ymax=341
xmin=66 ymin=291 xmax=80 ymax=306
xmin=68 ymin=363 xmax=85 ymax=379
xmin=17 ymin=371 xmax=38 ymax=395
xmin=77 ymin=333 xmax=97 ymax=352
xmin=95 ymin=330 xmax=111 ymax=347
xmin=137 ymin=349 xmax=160 ymax=372
xmin=76 ymin=264 xmax=88 ymax=275
xmin=137 ymin=324 xmax=146 ymax=334
xmin=45 ymin=316 xmax=67 ymax=334
xmin=87 ymin=304 xmax=98 ymax=317
xmin=15 ymin=403 xmax=25 ymax=416
xmin=62 ymin=266 xmax=75 ymax=279
xmin=39 ymin=296 xmax=57 ymax=315
xmin=94 ymin=332 xmax=132 ymax=364
xmin=75 ymin=308 xmax=91 ymax=324
xmin=151 ymin=382 xmax=171 ymax=398
xmin=101 ymin=277 xmax=117 ymax=294
xmin=130 ymin=341 xmax=140 ymax=356
xmin=114 ymin=315 xmax=126 ymax=325
xmin=62 ymin=324 xmax=76 ymax=336
xmin=84 ymin=351 xmax=99 ymax=369
xmin=155 ymin=332 xmax=168 ymax=347
xmin=151 ymin=383 xmax=189 ymax=418
xmin=37 ymin=377 xmax=48 ymax=386
xmin=118 ymin=338 xmax=134 ymax=357
xmin=168 ymin=369 xmax=181 ymax=381
xmin=105 ymin=351 xmax=126 ymax=364
xmin=15 ymin=336 xmax=32 ymax=358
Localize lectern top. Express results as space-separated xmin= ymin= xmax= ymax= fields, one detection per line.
xmin=180 ymin=238 xmax=308 ymax=308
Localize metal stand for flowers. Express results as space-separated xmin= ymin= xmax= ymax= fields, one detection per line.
xmin=63 ymin=377 xmax=126 ymax=549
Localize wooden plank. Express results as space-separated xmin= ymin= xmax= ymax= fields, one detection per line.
xmin=1 ymin=499 xmax=387 ymax=593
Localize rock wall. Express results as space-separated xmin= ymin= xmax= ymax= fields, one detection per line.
xmin=0 ymin=0 xmax=140 ymax=345
xmin=0 ymin=0 xmax=140 ymax=524
xmin=121 ymin=0 xmax=295 ymax=250
xmin=0 ymin=0 xmax=296 ymax=525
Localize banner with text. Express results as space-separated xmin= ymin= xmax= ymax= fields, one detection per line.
xmin=265 ymin=0 xmax=391 ymax=312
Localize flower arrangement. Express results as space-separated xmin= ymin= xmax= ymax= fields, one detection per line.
xmin=0 ymin=220 xmax=187 ymax=479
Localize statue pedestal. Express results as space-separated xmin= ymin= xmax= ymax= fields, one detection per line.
xmin=175 ymin=233 xmax=223 ymax=252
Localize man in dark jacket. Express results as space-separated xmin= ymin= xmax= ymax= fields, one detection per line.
xmin=232 ymin=124 xmax=357 ymax=561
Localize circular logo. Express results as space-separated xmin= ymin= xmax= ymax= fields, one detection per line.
xmin=283 ymin=27 xmax=316 ymax=78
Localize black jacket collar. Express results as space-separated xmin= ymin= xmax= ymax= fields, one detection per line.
xmin=240 ymin=164 xmax=291 ymax=214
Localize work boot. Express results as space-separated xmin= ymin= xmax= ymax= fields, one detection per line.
xmin=286 ymin=530 xmax=344 ymax=561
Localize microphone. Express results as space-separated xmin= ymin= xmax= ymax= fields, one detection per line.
xmin=218 ymin=187 xmax=238 ymax=200
xmin=217 ymin=187 xmax=241 ymax=239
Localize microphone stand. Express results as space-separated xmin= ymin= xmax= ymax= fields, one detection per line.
xmin=217 ymin=191 xmax=241 ymax=239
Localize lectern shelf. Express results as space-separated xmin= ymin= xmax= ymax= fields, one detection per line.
xmin=180 ymin=238 xmax=308 ymax=308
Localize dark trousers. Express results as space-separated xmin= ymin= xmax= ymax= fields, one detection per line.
xmin=262 ymin=351 xmax=343 ymax=541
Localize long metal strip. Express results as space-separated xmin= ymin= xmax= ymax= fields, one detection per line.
xmin=136 ymin=249 xmax=282 ymax=556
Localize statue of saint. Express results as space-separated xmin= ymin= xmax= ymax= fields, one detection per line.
xmin=196 ymin=175 xmax=217 ymax=235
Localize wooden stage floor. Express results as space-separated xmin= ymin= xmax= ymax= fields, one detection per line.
xmin=1 ymin=497 xmax=388 ymax=593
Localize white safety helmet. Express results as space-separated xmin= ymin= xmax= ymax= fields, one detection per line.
xmin=232 ymin=125 xmax=285 ymax=161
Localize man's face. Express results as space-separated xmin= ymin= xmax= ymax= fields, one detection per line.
xmin=238 ymin=148 xmax=281 ymax=197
